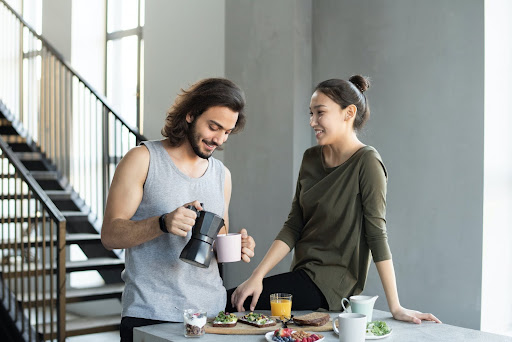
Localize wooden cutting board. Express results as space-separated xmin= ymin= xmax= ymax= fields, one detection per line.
xmin=205 ymin=318 xmax=333 ymax=335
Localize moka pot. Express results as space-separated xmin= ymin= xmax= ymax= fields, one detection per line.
xmin=179 ymin=205 xmax=225 ymax=268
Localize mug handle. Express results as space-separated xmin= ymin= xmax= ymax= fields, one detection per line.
xmin=332 ymin=316 xmax=339 ymax=334
xmin=341 ymin=297 xmax=350 ymax=312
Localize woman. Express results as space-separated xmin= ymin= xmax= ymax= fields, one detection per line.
xmin=228 ymin=76 xmax=440 ymax=324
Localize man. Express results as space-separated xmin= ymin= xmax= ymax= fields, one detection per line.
xmin=101 ymin=78 xmax=256 ymax=342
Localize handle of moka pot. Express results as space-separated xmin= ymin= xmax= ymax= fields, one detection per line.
xmin=186 ymin=203 xmax=203 ymax=214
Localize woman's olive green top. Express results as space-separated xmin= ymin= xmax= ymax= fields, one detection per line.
xmin=275 ymin=145 xmax=392 ymax=310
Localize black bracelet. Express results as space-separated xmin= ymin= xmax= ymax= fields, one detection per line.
xmin=159 ymin=213 xmax=169 ymax=233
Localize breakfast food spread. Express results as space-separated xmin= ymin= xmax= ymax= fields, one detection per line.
xmin=183 ymin=310 xmax=207 ymax=337
xmin=239 ymin=312 xmax=276 ymax=328
xmin=292 ymin=312 xmax=330 ymax=327
xmin=212 ymin=311 xmax=238 ymax=327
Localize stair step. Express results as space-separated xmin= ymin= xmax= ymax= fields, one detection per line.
xmin=67 ymin=258 xmax=125 ymax=272
xmin=14 ymin=151 xmax=42 ymax=160
xmin=18 ymin=283 xmax=124 ymax=307
xmin=0 ymin=118 xmax=12 ymax=125
xmin=7 ymin=142 xmax=33 ymax=152
xmin=3 ymin=233 xmax=101 ymax=248
xmin=0 ymin=125 xmax=18 ymax=135
xmin=0 ymin=257 xmax=125 ymax=278
xmin=46 ymin=189 xmax=73 ymax=200
xmin=0 ymin=135 xmax=26 ymax=143
xmin=66 ymin=233 xmax=102 ymax=244
xmin=30 ymin=170 xmax=59 ymax=180
xmin=40 ymin=314 xmax=121 ymax=339
xmin=61 ymin=211 xmax=89 ymax=221
xmin=66 ymin=283 xmax=124 ymax=303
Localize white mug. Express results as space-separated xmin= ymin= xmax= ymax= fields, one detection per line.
xmin=215 ymin=233 xmax=241 ymax=263
xmin=333 ymin=313 xmax=366 ymax=342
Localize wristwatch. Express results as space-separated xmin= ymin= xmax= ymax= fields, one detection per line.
xmin=159 ymin=213 xmax=169 ymax=233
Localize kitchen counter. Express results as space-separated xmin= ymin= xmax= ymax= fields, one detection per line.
xmin=133 ymin=310 xmax=512 ymax=342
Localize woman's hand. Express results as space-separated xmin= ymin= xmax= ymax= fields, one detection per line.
xmin=231 ymin=275 xmax=263 ymax=312
xmin=391 ymin=306 xmax=442 ymax=324
xmin=239 ymin=228 xmax=255 ymax=263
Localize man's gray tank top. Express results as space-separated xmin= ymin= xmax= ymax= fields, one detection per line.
xmin=121 ymin=140 xmax=226 ymax=321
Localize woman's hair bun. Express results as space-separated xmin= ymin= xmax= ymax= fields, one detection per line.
xmin=349 ymin=75 xmax=371 ymax=93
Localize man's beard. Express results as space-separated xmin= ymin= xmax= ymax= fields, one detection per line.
xmin=187 ymin=120 xmax=218 ymax=160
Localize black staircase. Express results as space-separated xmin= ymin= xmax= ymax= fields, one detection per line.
xmin=0 ymin=0 xmax=146 ymax=340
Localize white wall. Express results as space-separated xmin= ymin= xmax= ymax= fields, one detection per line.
xmin=71 ymin=0 xmax=106 ymax=94
xmin=313 ymin=0 xmax=484 ymax=330
xmin=482 ymin=0 xmax=512 ymax=336
xmin=143 ymin=0 xmax=225 ymax=141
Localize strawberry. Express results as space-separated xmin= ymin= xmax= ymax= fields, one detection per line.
xmin=282 ymin=328 xmax=293 ymax=337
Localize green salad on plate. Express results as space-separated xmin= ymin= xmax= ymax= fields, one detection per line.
xmin=366 ymin=321 xmax=391 ymax=336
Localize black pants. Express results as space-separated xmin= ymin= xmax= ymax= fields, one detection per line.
xmin=120 ymin=316 xmax=174 ymax=342
xmin=225 ymin=269 xmax=328 ymax=312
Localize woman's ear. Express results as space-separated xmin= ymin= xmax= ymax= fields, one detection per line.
xmin=345 ymin=104 xmax=357 ymax=121
xmin=186 ymin=112 xmax=194 ymax=124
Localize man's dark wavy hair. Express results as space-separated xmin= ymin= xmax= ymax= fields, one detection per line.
xmin=161 ymin=78 xmax=246 ymax=147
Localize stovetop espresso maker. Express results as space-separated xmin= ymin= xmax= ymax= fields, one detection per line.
xmin=179 ymin=205 xmax=225 ymax=268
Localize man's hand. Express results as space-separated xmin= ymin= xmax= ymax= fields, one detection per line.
xmin=164 ymin=201 xmax=202 ymax=236
xmin=240 ymin=228 xmax=255 ymax=262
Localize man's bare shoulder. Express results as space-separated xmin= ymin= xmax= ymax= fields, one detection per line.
xmin=122 ymin=144 xmax=150 ymax=162
xmin=112 ymin=145 xmax=150 ymax=182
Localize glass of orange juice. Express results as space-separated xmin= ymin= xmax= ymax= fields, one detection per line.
xmin=270 ymin=293 xmax=292 ymax=319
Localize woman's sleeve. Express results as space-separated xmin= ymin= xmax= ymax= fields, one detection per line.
xmin=359 ymin=150 xmax=392 ymax=262
xmin=275 ymin=170 xmax=305 ymax=249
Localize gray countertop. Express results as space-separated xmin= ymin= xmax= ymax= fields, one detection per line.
xmin=134 ymin=310 xmax=512 ymax=342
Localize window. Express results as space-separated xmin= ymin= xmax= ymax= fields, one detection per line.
xmin=105 ymin=0 xmax=144 ymax=131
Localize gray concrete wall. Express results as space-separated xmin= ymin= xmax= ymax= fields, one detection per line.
xmin=143 ymin=0 xmax=225 ymax=140
xmin=313 ymin=0 xmax=484 ymax=330
xmin=42 ymin=0 xmax=72 ymax=61
xmin=223 ymin=0 xmax=313 ymax=289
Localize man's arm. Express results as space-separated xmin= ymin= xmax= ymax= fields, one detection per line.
xmin=100 ymin=145 xmax=199 ymax=250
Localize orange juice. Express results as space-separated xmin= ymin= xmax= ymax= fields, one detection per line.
xmin=270 ymin=299 xmax=292 ymax=319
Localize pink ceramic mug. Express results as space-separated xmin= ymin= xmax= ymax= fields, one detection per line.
xmin=216 ymin=233 xmax=241 ymax=263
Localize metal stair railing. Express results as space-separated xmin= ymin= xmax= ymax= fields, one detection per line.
xmin=0 ymin=0 xmax=146 ymax=226
xmin=0 ymin=137 xmax=66 ymax=341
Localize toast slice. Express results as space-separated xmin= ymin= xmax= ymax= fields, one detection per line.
xmin=212 ymin=312 xmax=238 ymax=328
xmin=212 ymin=321 xmax=237 ymax=328
xmin=239 ymin=312 xmax=276 ymax=328
xmin=293 ymin=312 xmax=330 ymax=327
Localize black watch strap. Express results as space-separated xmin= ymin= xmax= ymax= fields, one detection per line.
xmin=159 ymin=213 xmax=169 ymax=233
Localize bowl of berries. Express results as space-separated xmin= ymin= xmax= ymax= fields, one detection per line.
xmin=265 ymin=328 xmax=324 ymax=342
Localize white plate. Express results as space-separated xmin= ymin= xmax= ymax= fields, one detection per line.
xmin=334 ymin=327 xmax=392 ymax=340
xmin=265 ymin=331 xmax=325 ymax=342
xmin=366 ymin=329 xmax=392 ymax=339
